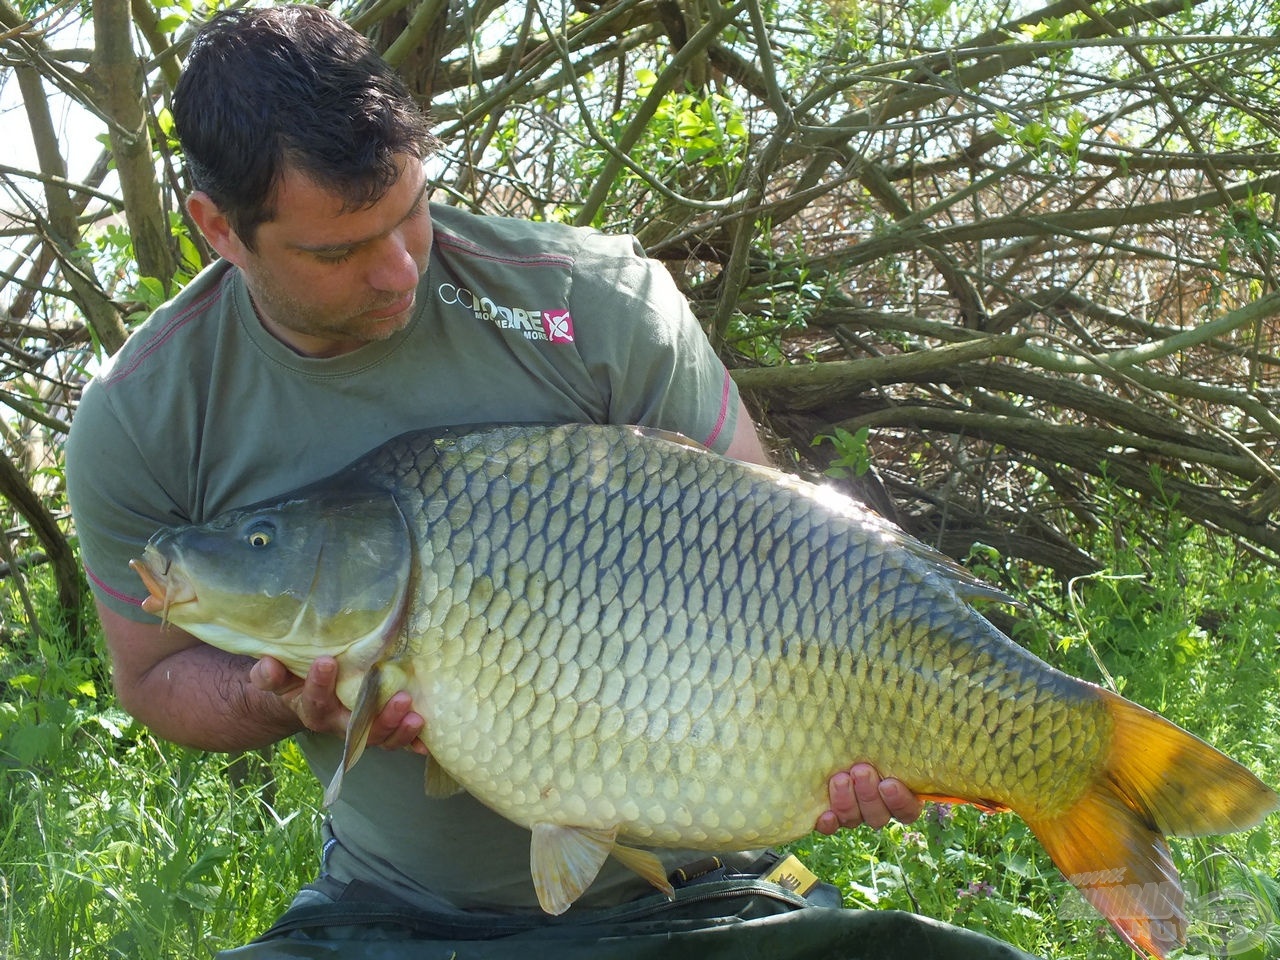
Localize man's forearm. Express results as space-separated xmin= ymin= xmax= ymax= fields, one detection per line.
xmin=124 ymin=643 xmax=305 ymax=751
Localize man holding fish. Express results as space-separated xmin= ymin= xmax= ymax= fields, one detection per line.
xmin=66 ymin=5 xmax=1044 ymax=957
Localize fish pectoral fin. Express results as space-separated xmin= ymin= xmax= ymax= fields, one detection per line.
xmin=423 ymin=756 xmax=465 ymax=798
xmin=322 ymin=664 xmax=385 ymax=807
xmin=610 ymin=843 xmax=674 ymax=900
xmin=530 ymin=823 xmax=618 ymax=915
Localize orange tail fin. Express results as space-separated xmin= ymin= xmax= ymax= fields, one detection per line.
xmin=1024 ymin=689 xmax=1278 ymax=959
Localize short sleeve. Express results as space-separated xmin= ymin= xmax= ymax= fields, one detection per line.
xmin=569 ymin=233 xmax=739 ymax=453
xmin=65 ymin=379 xmax=175 ymax=622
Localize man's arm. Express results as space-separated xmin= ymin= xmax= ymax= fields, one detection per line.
xmin=725 ymin=401 xmax=924 ymax=831
xmin=97 ymin=601 xmax=425 ymax=753
xmin=724 ymin=396 xmax=771 ymax=465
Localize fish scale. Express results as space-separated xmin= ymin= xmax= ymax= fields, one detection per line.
xmin=408 ymin=426 xmax=1082 ymax=842
xmin=132 ymin=422 xmax=1279 ymax=958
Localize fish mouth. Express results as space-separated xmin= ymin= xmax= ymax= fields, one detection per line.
xmin=129 ymin=546 xmax=197 ymax=623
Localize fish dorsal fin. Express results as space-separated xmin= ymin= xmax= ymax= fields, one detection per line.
xmin=530 ymin=823 xmax=618 ymax=914
xmin=897 ymin=535 xmax=1019 ymax=607
xmin=423 ymin=755 xmax=465 ymax=798
xmin=656 ymin=436 xmax=1017 ymax=610
xmin=323 ymin=663 xmax=385 ymax=807
xmin=628 ymin=425 xmax=706 ymax=452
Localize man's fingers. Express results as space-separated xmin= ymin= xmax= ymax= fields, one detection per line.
xmin=369 ymin=691 xmax=426 ymax=750
xmin=879 ymin=777 xmax=924 ymax=825
xmin=285 ymin=657 xmax=341 ymax=733
xmin=249 ymin=654 xmax=294 ymax=693
xmin=823 ymin=770 xmax=864 ymax=832
xmin=850 ymin=764 xmax=894 ymax=829
xmin=300 ymin=658 xmax=338 ymax=719
xmin=258 ymin=655 xmax=426 ymax=751
xmin=306 ymin=657 xmax=338 ymax=692
xmin=814 ymin=809 xmax=845 ymax=836
xmin=819 ymin=763 xmax=925 ymax=833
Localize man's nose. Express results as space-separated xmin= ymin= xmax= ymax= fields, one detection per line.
xmin=368 ymin=234 xmax=421 ymax=292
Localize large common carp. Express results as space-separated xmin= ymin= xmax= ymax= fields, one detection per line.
xmin=130 ymin=423 xmax=1277 ymax=958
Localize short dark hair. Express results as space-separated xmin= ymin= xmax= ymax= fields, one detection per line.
xmin=172 ymin=4 xmax=438 ymax=248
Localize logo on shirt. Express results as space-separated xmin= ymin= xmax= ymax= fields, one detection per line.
xmin=437 ymin=283 xmax=574 ymax=344
xmin=542 ymin=309 xmax=575 ymax=344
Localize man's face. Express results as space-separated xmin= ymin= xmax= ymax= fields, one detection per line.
xmin=224 ymin=156 xmax=433 ymax=358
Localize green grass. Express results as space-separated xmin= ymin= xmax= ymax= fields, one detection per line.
xmin=2 ymin=501 xmax=1279 ymax=958
xmin=0 ymin=578 xmax=323 ymax=958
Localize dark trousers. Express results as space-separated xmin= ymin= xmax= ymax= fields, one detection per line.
xmin=214 ymin=876 xmax=1042 ymax=960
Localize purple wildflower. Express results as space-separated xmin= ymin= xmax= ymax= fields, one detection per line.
xmin=957 ymin=880 xmax=996 ymax=899
xmin=926 ymin=802 xmax=954 ymax=827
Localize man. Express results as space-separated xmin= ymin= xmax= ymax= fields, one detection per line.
xmin=66 ymin=7 xmax=1033 ymax=958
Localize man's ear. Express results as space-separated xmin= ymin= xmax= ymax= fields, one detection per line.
xmin=186 ymin=191 xmax=250 ymax=267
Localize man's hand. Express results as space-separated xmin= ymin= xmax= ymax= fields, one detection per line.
xmin=251 ymin=655 xmax=428 ymax=754
xmin=816 ymin=763 xmax=923 ymax=834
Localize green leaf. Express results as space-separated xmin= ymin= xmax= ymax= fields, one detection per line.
xmin=8 ymin=722 xmax=62 ymax=764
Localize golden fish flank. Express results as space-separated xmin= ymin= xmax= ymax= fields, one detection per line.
xmin=131 ymin=422 xmax=1279 ymax=959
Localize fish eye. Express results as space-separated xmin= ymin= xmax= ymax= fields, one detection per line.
xmin=245 ymin=521 xmax=275 ymax=548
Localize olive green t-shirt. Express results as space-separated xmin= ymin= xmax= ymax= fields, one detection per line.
xmin=66 ymin=203 xmax=742 ymax=913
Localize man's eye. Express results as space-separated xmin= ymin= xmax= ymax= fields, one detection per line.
xmin=315 ymin=249 xmax=355 ymax=264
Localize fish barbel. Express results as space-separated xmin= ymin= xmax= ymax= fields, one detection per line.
xmin=130 ymin=423 xmax=1277 ymax=957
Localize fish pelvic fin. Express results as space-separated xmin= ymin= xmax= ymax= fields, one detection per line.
xmin=610 ymin=843 xmax=675 ymax=901
xmin=530 ymin=823 xmax=618 ymax=915
xmin=529 ymin=824 xmax=674 ymax=915
xmin=322 ymin=664 xmax=385 ymax=807
xmin=423 ymin=755 xmax=465 ymax=798
xmin=1025 ymin=689 xmax=1279 ymax=959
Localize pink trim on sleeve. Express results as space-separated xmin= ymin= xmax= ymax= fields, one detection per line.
xmin=702 ymin=367 xmax=733 ymax=449
xmin=85 ymin=562 xmax=146 ymax=608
